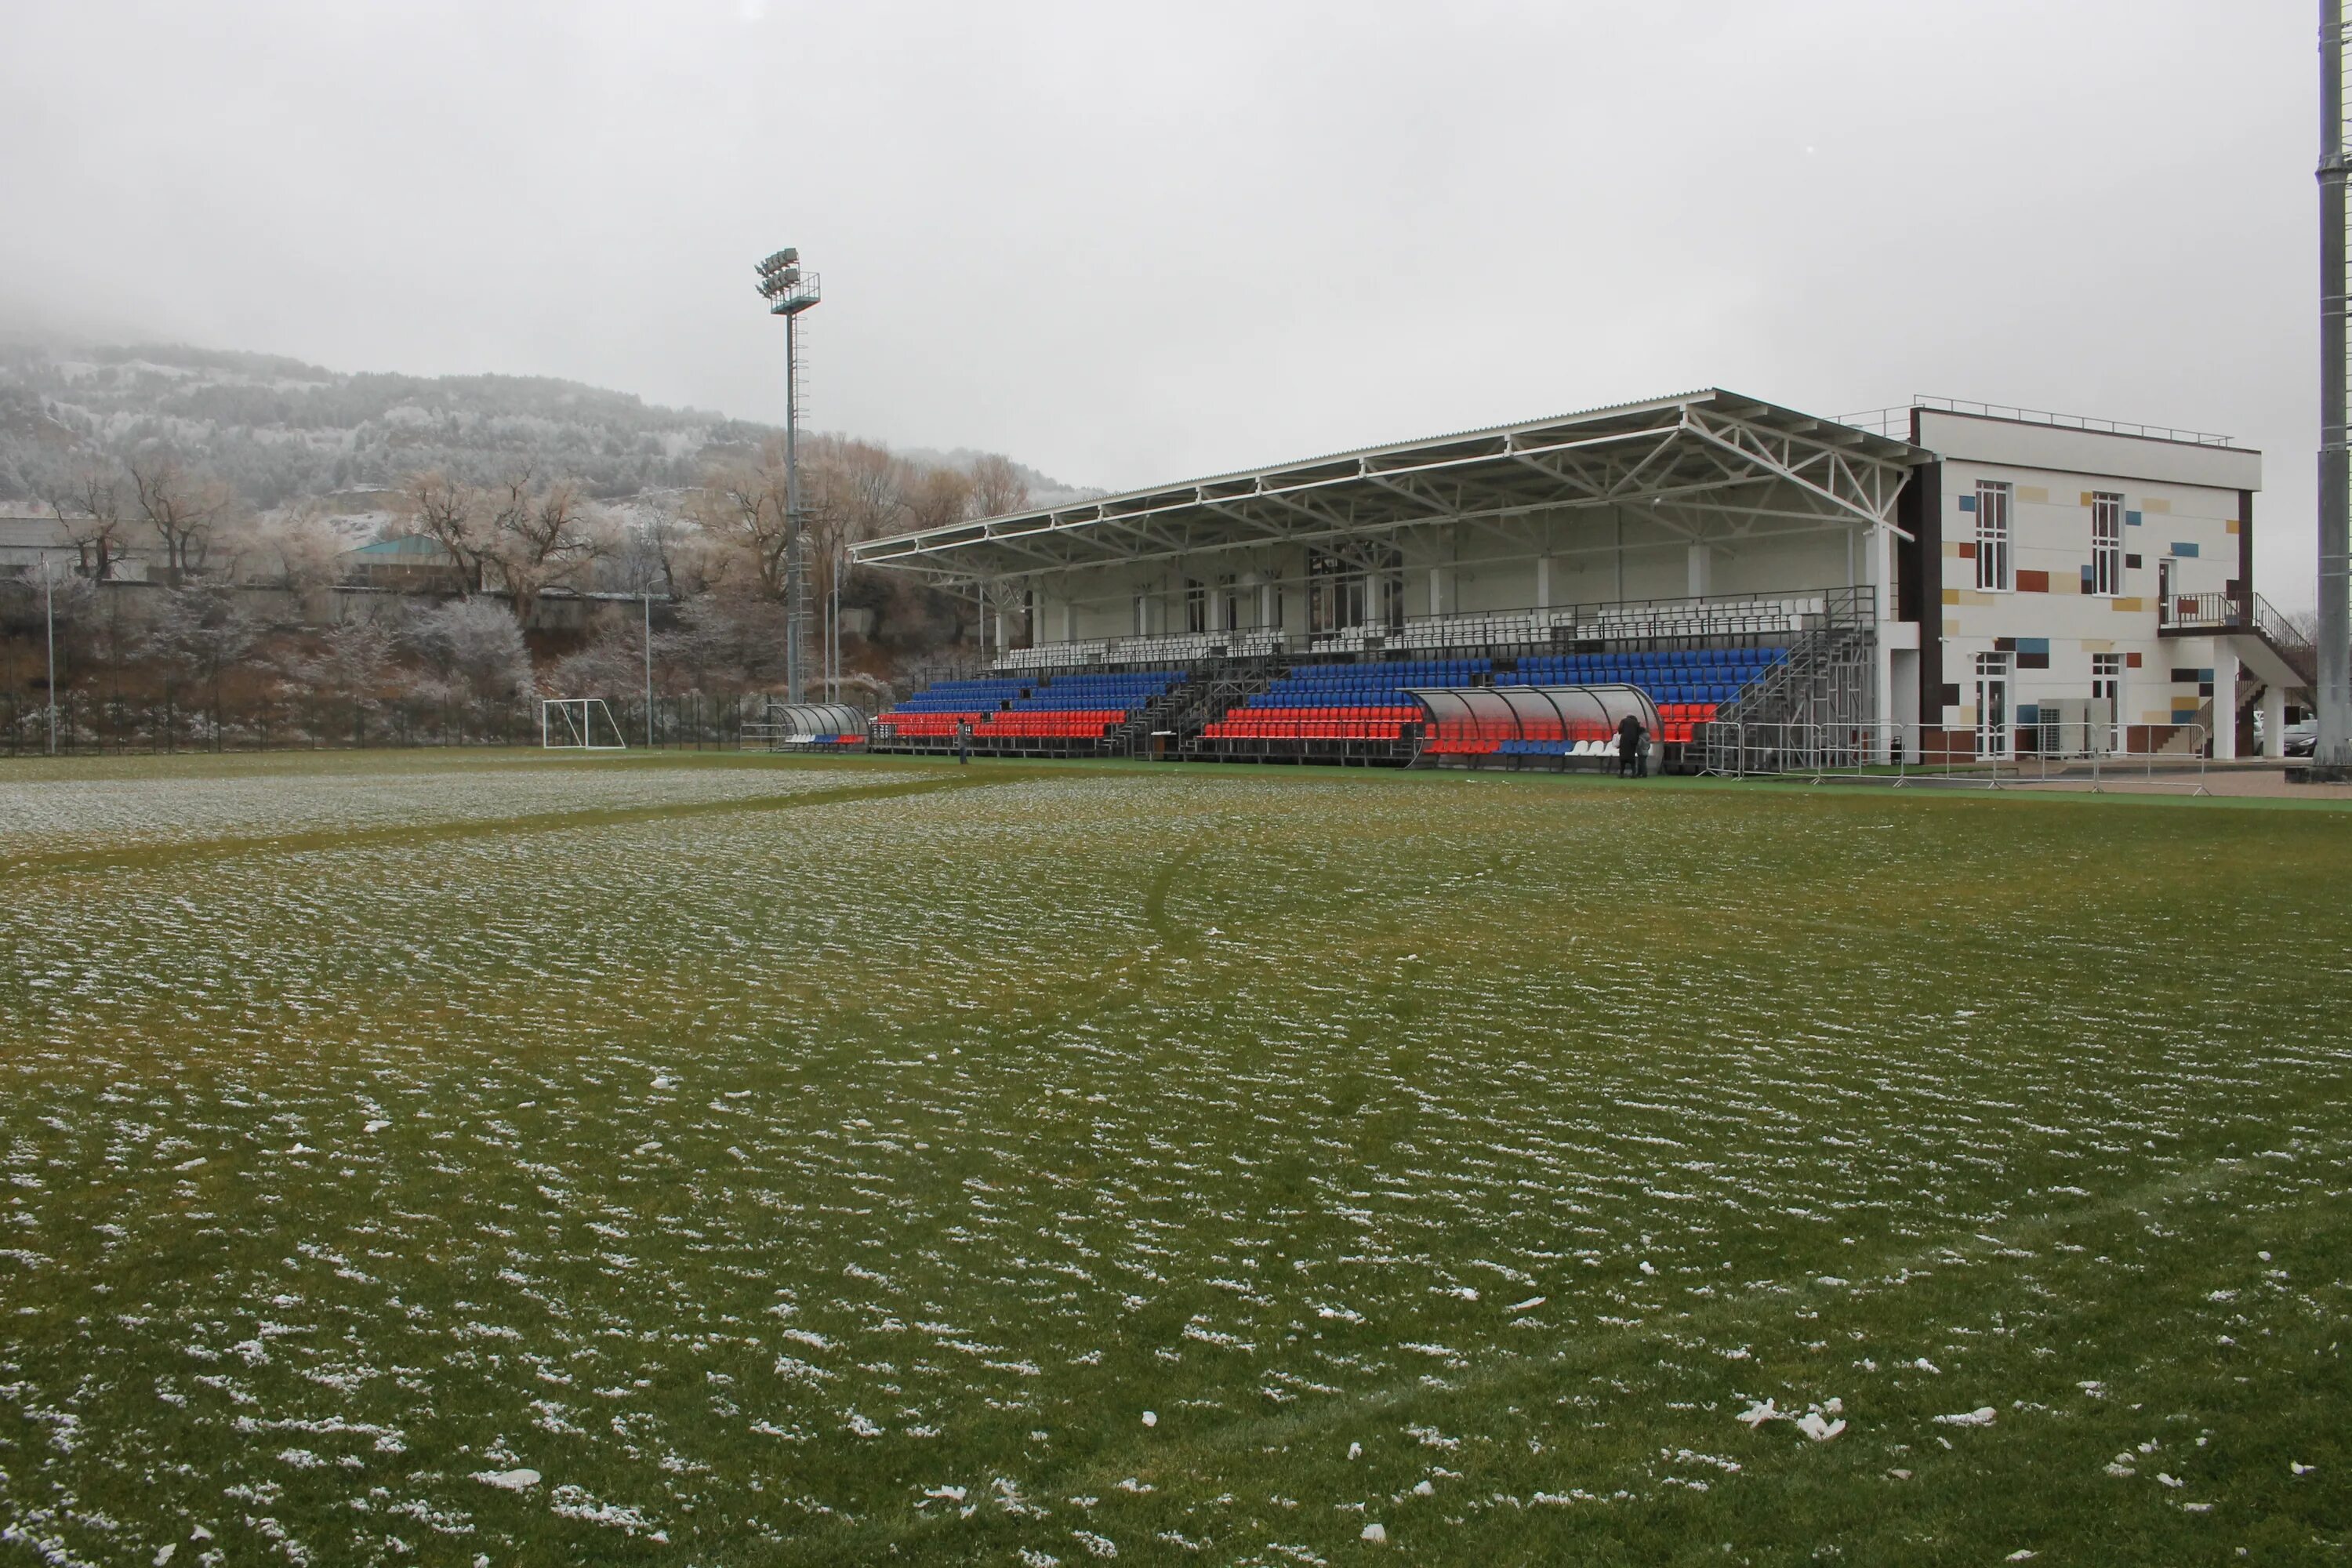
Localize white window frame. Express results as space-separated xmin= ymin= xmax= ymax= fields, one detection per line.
xmin=2091 ymin=652 xmax=2123 ymax=751
xmin=2090 ymin=492 xmax=2123 ymax=597
xmin=1975 ymin=651 xmax=2013 ymax=758
xmin=1974 ymin=481 xmax=2013 ymax=592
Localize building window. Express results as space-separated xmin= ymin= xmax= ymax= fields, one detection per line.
xmin=2090 ymin=492 xmax=2123 ymax=597
xmin=1975 ymin=481 xmax=2013 ymax=591
xmin=1307 ymin=550 xmax=1357 ymax=634
xmin=1218 ymin=575 xmax=1242 ymax=632
xmin=1184 ymin=578 xmax=1207 ymax=634
xmin=1308 ymin=547 xmax=1403 ymax=635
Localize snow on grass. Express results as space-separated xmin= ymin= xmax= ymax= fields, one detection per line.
xmin=0 ymin=754 xmax=2346 ymax=1562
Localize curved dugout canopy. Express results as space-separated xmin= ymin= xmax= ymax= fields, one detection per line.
xmin=768 ymin=702 xmax=869 ymax=736
xmin=1406 ymin=684 xmax=1661 ymax=741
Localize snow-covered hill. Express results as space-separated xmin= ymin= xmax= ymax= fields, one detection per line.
xmin=0 ymin=338 xmax=1088 ymax=512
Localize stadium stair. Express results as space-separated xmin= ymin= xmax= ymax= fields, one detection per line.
xmin=1693 ymin=621 xmax=1873 ymax=774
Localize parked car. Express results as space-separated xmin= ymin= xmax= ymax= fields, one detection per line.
xmin=2285 ymin=720 xmax=2318 ymax=758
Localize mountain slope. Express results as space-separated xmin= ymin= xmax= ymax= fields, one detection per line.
xmin=0 ymin=338 xmax=1086 ymax=510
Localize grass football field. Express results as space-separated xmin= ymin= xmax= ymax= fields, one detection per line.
xmin=0 ymin=752 xmax=2347 ymax=1566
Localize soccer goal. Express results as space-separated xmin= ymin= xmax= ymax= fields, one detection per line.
xmin=541 ymin=698 xmax=628 ymax=750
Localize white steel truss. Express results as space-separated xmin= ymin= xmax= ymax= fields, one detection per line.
xmin=849 ymin=389 xmax=1926 ymax=586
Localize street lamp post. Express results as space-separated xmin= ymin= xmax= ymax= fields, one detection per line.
xmin=755 ymin=247 xmax=822 ymax=704
xmin=44 ymin=555 xmax=57 ymax=757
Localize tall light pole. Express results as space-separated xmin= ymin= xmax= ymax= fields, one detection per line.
xmin=43 ymin=555 xmax=58 ymax=757
xmin=756 ymin=247 xmax=822 ymax=703
xmin=2319 ymin=2 xmax=2352 ymax=775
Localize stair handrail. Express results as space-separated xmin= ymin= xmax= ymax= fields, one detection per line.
xmin=2250 ymin=590 xmax=2313 ymax=659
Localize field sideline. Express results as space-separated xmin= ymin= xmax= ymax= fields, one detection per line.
xmin=0 ymin=753 xmax=2346 ymax=1566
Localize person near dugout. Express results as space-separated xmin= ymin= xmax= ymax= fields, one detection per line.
xmin=957 ymin=718 xmax=971 ymax=765
xmin=1617 ymin=712 xmax=1643 ymax=778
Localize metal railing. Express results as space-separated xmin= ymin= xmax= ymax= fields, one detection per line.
xmin=1832 ymin=394 xmax=2238 ymax=448
xmin=989 ymin=587 xmax=1857 ymax=675
xmin=1700 ymin=719 xmax=2210 ymax=793
xmin=2158 ymin=587 xmax=2314 ymax=651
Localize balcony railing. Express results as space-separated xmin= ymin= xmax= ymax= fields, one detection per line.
xmin=2158 ymin=589 xmax=2311 ymax=649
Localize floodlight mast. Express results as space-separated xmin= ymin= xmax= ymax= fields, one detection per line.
xmin=2320 ymin=2 xmax=2352 ymax=776
xmin=756 ymin=247 xmax=822 ymax=702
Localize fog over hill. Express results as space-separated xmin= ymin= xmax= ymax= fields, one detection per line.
xmin=0 ymin=336 xmax=1089 ymax=514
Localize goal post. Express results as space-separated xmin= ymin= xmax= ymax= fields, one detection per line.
xmin=540 ymin=698 xmax=628 ymax=750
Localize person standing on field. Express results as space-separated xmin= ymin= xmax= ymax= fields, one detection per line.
xmin=1617 ymin=711 xmax=1641 ymax=778
xmin=957 ymin=717 xmax=971 ymax=765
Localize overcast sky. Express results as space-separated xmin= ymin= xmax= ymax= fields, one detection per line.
xmin=0 ymin=1 xmax=2327 ymax=604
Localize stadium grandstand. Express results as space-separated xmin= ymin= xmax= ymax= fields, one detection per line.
xmin=855 ymin=389 xmax=2300 ymax=771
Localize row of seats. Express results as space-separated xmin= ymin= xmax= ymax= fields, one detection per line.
xmin=1283 ymin=659 xmax=1493 ymax=681
xmin=972 ymin=710 xmax=1126 ymax=738
xmin=1500 ymin=648 xmax=1786 ymax=707
xmin=1425 ymin=718 xmax=1618 ymax=743
xmin=891 ymin=678 xmax=1030 ymax=714
xmin=1654 ymin=701 xmax=1719 ymax=746
xmin=1011 ymin=670 xmax=1181 ymax=712
xmin=1247 ymin=659 xmax=1491 ymax=711
xmin=1425 ymin=736 xmax=1632 ymax=758
xmin=877 ymin=712 xmax=982 ymax=736
xmin=877 ymin=670 xmax=1184 ymax=744
xmin=1200 ymin=715 xmax=1415 ymax=742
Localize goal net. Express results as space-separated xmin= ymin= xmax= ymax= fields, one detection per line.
xmin=541 ymin=698 xmax=628 ymax=750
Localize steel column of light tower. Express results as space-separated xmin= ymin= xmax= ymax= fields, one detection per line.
xmin=2321 ymin=1 xmax=2352 ymax=776
xmin=755 ymin=247 xmax=822 ymax=702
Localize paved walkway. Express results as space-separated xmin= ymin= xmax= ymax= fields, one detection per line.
xmin=2024 ymin=765 xmax=2352 ymax=800
xmin=1813 ymin=761 xmax=2352 ymax=801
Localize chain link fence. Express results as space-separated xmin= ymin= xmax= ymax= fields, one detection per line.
xmin=0 ymin=691 xmax=779 ymax=757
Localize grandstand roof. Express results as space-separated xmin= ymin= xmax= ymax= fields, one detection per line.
xmin=851 ymin=388 xmax=1928 ymax=583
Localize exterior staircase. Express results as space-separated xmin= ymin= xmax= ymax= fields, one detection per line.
xmin=1167 ymin=666 xmax=1279 ymax=757
xmin=1697 ymin=612 xmax=1876 ymax=775
xmin=2161 ymin=590 xmax=2316 ymax=699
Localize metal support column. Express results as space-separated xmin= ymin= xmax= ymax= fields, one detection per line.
xmin=2319 ymin=1 xmax=2352 ymax=774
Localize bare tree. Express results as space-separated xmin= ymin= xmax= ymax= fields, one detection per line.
xmin=228 ymin=505 xmax=346 ymax=596
xmin=127 ymin=452 xmax=237 ymax=583
xmin=690 ymin=443 xmax=793 ymax=599
xmin=630 ymin=499 xmax=714 ymax=598
xmin=462 ymin=473 xmax=606 ymax=623
xmin=800 ymin=436 xmax=909 ymax=626
xmin=401 ymin=470 xmax=489 ymax=593
xmin=36 ymin=459 xmax=134 ymax=581
xmin=904 ymin=465 xmax=975 ymax=534
xmin=969 ymin=452 xmax=1030 ymax=519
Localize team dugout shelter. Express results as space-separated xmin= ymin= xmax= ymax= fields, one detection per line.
xmin=851 ymin=389 xmax=2300 ymax=770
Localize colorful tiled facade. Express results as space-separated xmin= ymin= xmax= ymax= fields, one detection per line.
xmin=1893 ymin=408 xmax=2270 ymax=760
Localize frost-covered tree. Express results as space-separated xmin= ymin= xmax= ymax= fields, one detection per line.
xmin=403 ymin=597 xmax=533 ymax=724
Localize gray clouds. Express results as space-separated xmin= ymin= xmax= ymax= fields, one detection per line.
xmin=0 ymin=1 xmax=2321 ymax=601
